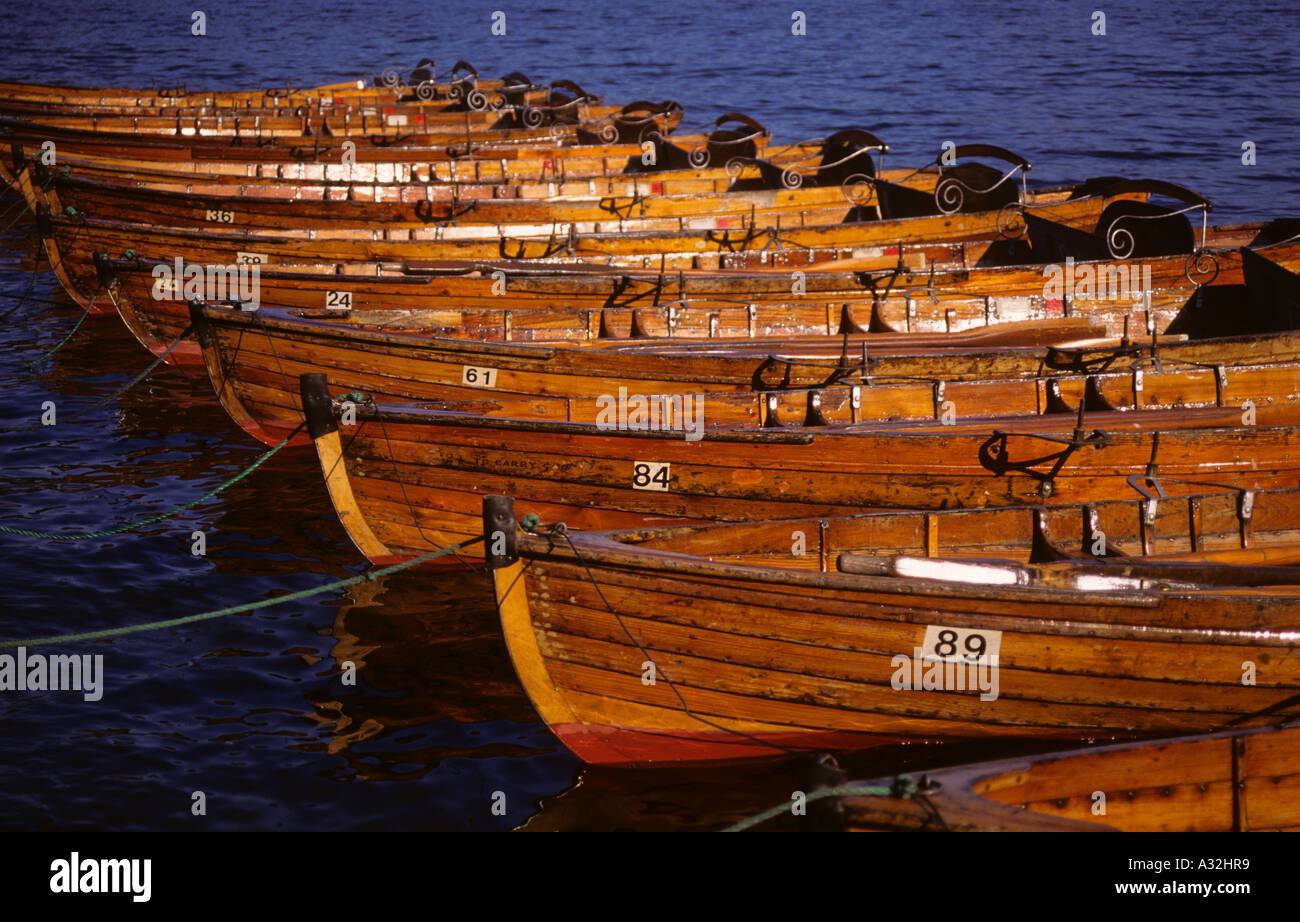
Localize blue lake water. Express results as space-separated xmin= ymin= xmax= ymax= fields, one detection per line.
xmin=0 ymin=0 xmax=1296 ymax=830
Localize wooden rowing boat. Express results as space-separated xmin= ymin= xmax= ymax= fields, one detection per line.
xmin=296 ymin=370 xmax=1300 ymax=565
xmin=13 ymin=136 xmax=1017 ymax=227
xmin=86 ymin=217 xmax=1294 ymax=357
xmin=0 ymin=72 xmax=558 ymax=118
xmin=823 ymin=722 xmax=1300 ymax=831
xmin=482 ymin=490 xmax=1300 ymax=764
xmin=0 ymin=99 xmax=692 ymax=184
xmin=191 ymin=302 xmax=1105 ymax=444
xmin=34 ymin=173 xmax=1144 ymax=315
xmin=13 ymin=127 xmax=750 ymax=190
xmin=0 ymin=71 xmax=612 ymax=134
xmin=0 ymin=59 xmax=520 ymax=108
xmin=49 ymin=173 xmax=872 ymax=233
xmin=0 ymin=83 xmax=557 ymax=122
xmin=187 ymin=272 xmax=1299 ymax=446
xmin=0 ymin=108 xmax=687 ymax=186
xmin=32 ymin=158 xmax=914 ymax=235
xmin=5 ymin=91 xmax=635 ymax=140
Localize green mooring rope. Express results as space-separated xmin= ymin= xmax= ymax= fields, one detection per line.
xmin=721 ymin=781 xmax=908 ymax=832
xmin=0 ymin=423 xmax=303 ymax=541
xmin=0 ymin=197 xmax=30 ymax=235
xmin=22 ymin=288 xmax=100 ymax=368
xmin=0 ymin=535 xmax=482 ymax=649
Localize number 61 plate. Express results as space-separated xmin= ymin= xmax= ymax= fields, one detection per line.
xmin=920 ymin=625 xmax=1002 ymax=663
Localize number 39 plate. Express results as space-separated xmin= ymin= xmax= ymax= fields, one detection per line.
xmin=920 ymin=625 xmax=1002 ymax=662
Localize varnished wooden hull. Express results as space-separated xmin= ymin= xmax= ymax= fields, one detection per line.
xmin=192 ymin=301 xmax=1300 ymax=450
xmin=483 ymin=492 xmax=1300 ymax=765
xmin=4 ymin=95 xmax=635 ymax=134
xmin=832 ymin=723 xmax=1300 ymax=831
xmin=42 ymin=167 xmax=915 ymax=232
xmin=0 ymin=72 xmax=527 ymax=108
xmin=39 ymin=180 xmax=1128 ymax=321
xmin=297 ymin=373 xmax=1300 ymax=568
xmin=192 ymin=302 xmax=1110 ymax=444
xmin=0 ymin=106 xmax=685 ymax=183
xmin=24 ymin=136 xmax=744 ymax=187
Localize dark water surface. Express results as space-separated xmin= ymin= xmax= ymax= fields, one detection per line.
xmin=0 ymin=1 xmax=1296 ymax=831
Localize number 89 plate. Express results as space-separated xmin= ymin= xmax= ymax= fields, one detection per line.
xmin=920 ymin=625 xmax=1002 ymax=663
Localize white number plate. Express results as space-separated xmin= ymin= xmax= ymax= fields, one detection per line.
xmin=920 ymin=625 xmax=1002 ymax=663
xmin=325 ymin=290 xmax=353 ymax=311
xmin=205 ymin=209 xmax=234 ymax=223
xmin=235 ymin=251 xmax=267 ymax=264
xmin=460 ymin=365 xmax=497 ymax=388
xmin=632 ymin=461 xmax=671 ymax=492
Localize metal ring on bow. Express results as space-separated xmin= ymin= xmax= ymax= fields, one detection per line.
xmin=1185 ymin=249 xmax=1220 ymax=286
xmin=841 ymin=173 xmax=875 ymax=206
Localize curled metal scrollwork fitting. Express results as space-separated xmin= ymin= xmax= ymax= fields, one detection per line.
xmin=597 ymin=121 xmax=620 ymax=144
xmin=933 ymin=177 xmax=965 ymax=215
xmin=489 ymin=92 xmax=507 ymax=111
xmin=467 ymin=89 xmax=488 ymax=111
xmin=381 ymin=68 xmax=401 ymax=88
xmin=781 ymin=168 xmax=804 ymax=190
xmin=522 ymin=106 xmax=545 ymax=128
xmin=1185 ymin=249 xmax=1220 ymax=286
xmin=687 ymin=144 xmax=711 ymax=169
xmin=996 ymin=202 xmax=1028 ymax=239
xmin=447 ymin=83 xmax=466 ymax=101
xmin=1106 ymin=217 xmax=1137 ymax=259
xmin=415 ymin=81 xmax=436 ymax=101
xmin=841 ymin=173 xmax=875 ymax=206
xmin=724 ymin=157 xmax=748 ymax=180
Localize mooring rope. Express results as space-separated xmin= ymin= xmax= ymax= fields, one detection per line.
xmin=721 ymin=782 xmax=899 ymax=832
xmin=0 ymin=244 xmax=44 ymax=320
xmin=0 ymin=322 xmax=198 ymax=436
xmin=61 ymin=322 xmax=196 ymax=424
xmin=0 ymin=421 xmax=304 ymax=540
xmin=22 ymin=283 xmax=102 ymax=368
xmin=0 ymin=292 xmax=68 ymax=308
xmin=0 ymin=534 xmax=484 ymax=649
xmin=0 ymin=197 xmax=31 ymax=234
